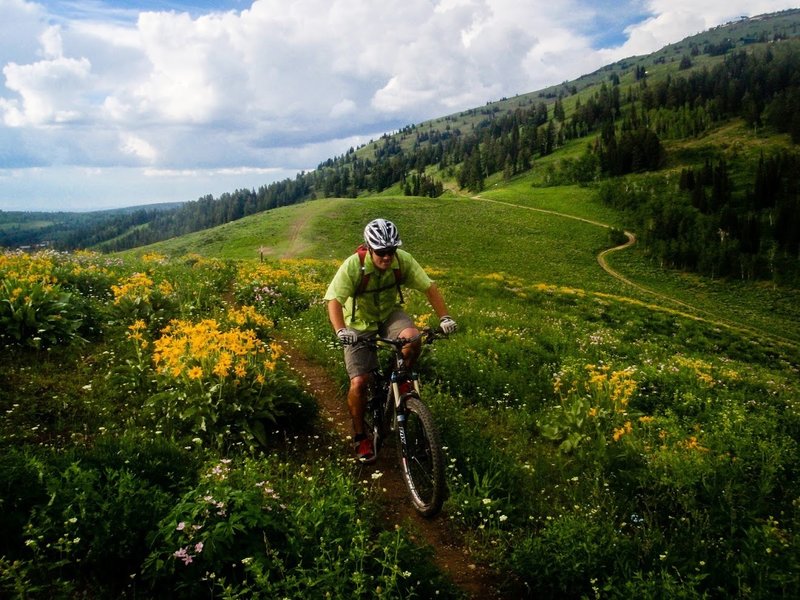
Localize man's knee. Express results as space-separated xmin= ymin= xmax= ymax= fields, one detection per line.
xmin=399 ymin=326 xmax=419 ymax=339
xmin=349 ymin=374 xmax=370 ymax=395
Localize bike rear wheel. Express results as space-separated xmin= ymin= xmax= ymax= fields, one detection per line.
xmin=397 ymin=396 xmax=445 ymax=517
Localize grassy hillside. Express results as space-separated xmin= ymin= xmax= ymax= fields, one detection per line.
xmin=4 ymin=184 xmax=799 ymax=597
xmin=129 ymin=173 xmax=800 ymax=349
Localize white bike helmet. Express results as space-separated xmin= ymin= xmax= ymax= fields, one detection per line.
xmin=364 ymin=218 xmax=403 ymax=250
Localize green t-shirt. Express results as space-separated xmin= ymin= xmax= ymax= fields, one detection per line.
xmin=324 ymin=248 xmax=433 ymax=331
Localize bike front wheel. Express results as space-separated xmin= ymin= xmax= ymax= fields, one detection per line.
xmin=396 ymin=396 xmax=445 ymax=517
xmin=364 ymin=396 xmax=384 ymax=454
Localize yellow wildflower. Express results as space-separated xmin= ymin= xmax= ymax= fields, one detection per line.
xmin=213 ymin=352 xmax=233 ymax=378
xmin=612 ymin=421 xmax=633 ymax=442
xmin=158 ymin=280 xmax=175 ymax=296
xmin=681 ymin=436 xmax=709 ymax=452
xmin=235 ymin=362 xmax=247 ymax=378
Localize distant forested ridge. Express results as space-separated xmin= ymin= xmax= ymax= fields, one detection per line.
xmin=0 ymin=205 xmax=180 ymax=251
xmin=2 ymin=9 xmax=799 ymax=286
xmin=598 ymin=149 xmax=800 ymax=283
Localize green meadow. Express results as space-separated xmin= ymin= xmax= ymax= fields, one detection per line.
xmin=3 ymin=177 xmax=798 ymax=597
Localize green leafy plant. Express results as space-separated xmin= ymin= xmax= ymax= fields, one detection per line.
xmin=143 ymin=455 xmax=460 ymax=599
xmin=144 ymin=318 xmax=311 ymax=448
xmin=0 ymin=278 xmax=83 ymax=348
xmin=537 ymin=362 xmax=639 ymax=454
xmin=20 ymin=461 xmax=175 ymax=595
xmin=110 ymin=270 xmax=179 ymax=330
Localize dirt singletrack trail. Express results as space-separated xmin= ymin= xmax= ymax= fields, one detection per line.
xmin=280 ymin=342 xmax=506 ymax=599
xmin=281 ymin=212 xmax=312 ymax=259
xmin=474 ymin=195 xmax=799 ymax=350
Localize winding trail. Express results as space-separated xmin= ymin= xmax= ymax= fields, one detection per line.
xmin=473 ymin=195 xmax=799 ymax=351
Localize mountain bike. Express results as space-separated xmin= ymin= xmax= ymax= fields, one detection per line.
xmin=360 ymin=328 xmax=447 ymax=517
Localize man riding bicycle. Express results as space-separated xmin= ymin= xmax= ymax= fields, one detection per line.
xmin=324 ymin=218 xmax=457 ymax=463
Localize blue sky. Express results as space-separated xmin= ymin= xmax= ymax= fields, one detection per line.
xmin=1 ymin=0 xmax=798 ymax=212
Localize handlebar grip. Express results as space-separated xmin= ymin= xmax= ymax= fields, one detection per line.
xmin=424 ymin=326 xmax=445 ymax=344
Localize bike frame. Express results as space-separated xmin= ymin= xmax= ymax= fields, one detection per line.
xmin=367 ymin=330 xmax=427 ymax=441
xmin=362 ymin=328 xmax=446 ymax=517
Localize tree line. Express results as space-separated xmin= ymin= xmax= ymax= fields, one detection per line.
xmin=597 ymin=150 xmax=800 ymax=283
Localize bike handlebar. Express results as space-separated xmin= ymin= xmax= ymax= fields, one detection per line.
xmin=341 ymin=326 xmax=448 ymax=349
xmin=374 ymin=326 xmax=446 ymax=349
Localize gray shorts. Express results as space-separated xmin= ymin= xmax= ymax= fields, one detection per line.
xmin=344 ymin=310 xmax=416 ymax=379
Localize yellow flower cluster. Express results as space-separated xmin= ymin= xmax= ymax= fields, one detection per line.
xmin=612 ymin=421 xmax=633 ymax=442
xmin=64 ymin=261 xmax=110 ymax=280
xmin=0 ymin=251 xmax=58 ymax=289
xmin=673 ymin=355 xmax=716 ymax=387
xmin=112 ymin=272 xmax=155 ymax=304
xmin=424 ymin=267 xmax=447 ymax=278
xmin=152 ymin=318 xmax=278 ymax=386
xmin=238 ymin=260 xmax=327 ymax=299
xmin=141 ymin=252 xmax=168 ymax=264
xmin=679 ymin=435 xmax=709 ymax=452
xmin=158 ymin=280 xmax=174 ymax=296
xmin=479 ymin=272 xmax=527 ymax=298
xmin=181 ymin=253 xmax=229 ymax=272
xmin=585 ymin=363 xmax=637 ymax=411
xmin=226 ymin=305 xmax=273 ymax=331
xmin=127 ymin=319 xmax=149 ymax=348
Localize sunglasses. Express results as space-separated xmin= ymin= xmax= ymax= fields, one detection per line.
xmin=372 ymin=247 xmax=397 ymax=257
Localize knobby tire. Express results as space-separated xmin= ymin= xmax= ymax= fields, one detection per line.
xmin=397 ymin=395 xmax=445 ymax=517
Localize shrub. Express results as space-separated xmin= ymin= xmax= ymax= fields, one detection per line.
xmin=537 ymin=361 xmax=639 ymax=454
xmin=0 ymin=449 xmax=48 ymax=557
xmin=510 ymin=512 xmax=630 ymax=597
xmin=0 ymin=277 xmax=83 ymax=348
xmin=111 ymin=270 xmax=179 ymax=331
xmin=146 ymin=318 xmax=313 ymax=448
xmin=19 ymin=462 xmax=175 ymax=595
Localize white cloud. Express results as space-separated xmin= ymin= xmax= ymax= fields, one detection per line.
xmin=2 ymin=55 xmax=92 ymax=126
xmin=0 ymin=0 xmax=47 ymax=65
xmin=120 ymin=133 xmax=157 ymax=163
xmin=1 ymin=0 xmax=798 ymax=210
xmin=39 ymin=25 xmax=64 ymax=59
xmin=330 ymin=99 xmax=357 ymax=119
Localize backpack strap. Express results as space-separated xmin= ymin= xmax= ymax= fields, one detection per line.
xmin=356 ymin=244 xmax=370 ymax=296
xmin=351 ymin=244 xmax=404 ymax=322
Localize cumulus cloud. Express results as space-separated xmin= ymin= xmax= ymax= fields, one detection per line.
xmin=2 ymin=55 xmax=92 ymax=126
xmin=0 ymin=0 xmax=798 ymax=210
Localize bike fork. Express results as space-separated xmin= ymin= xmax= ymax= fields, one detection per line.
xmin=396 ymin=411 xmax=407 ymax=451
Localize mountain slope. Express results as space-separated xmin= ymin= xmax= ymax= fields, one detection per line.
xmin=4 ymin=9 xmax=799 ymax=266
